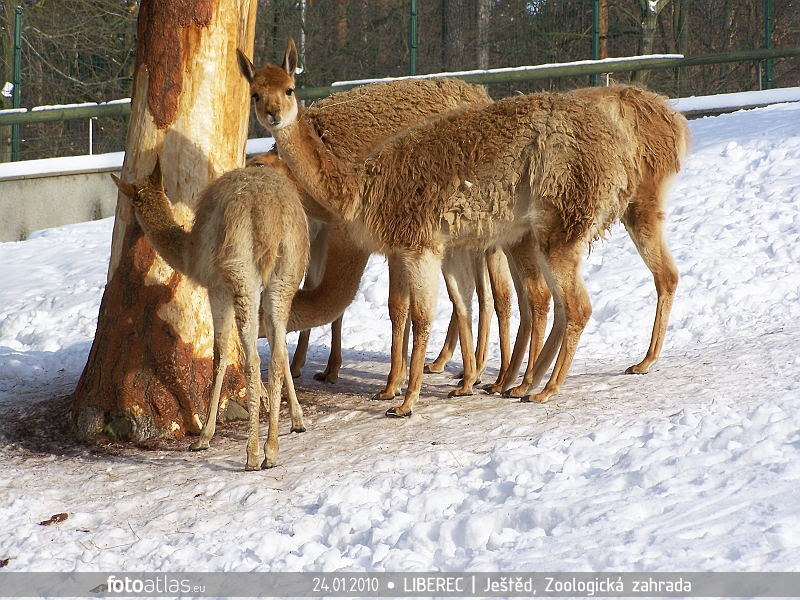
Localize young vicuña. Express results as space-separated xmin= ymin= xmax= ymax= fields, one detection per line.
xmin=112 ymin=159 xmax=308 ymax=470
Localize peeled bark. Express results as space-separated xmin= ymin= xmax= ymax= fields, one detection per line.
xmin=72 ymin=0 xmax=258 ymax=442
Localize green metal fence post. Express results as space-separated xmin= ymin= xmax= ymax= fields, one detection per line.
xmin=409 ymin=0 xmax=418 ymax=76
xmin=591 ymin=0 xmax=600 ymax=86
xmin=11 ymin=6 xmax=22 ymax=162
xmin=764 ymin=0 xmax=772 ymax=89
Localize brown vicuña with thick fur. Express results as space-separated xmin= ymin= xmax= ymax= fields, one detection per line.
xmin=497 ymin=84 xmax=691 ymax=396
xmin=112 ymin=160 xmax=308 ymax=470
xmin=241 ymin=59 xmax=507 ymax=392
xmin=243 ymin=39 xmax=637 ymax=417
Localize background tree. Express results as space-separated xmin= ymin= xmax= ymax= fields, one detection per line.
xmin=477 ymin=0 xmax=490 ymax=69
xmin=72 ymin=0 xmax=257 ymax=442
xmin=0 ymin=0 xmax=18 ymax=162
xmin=443 ymin=0 xmax=470 ymax=70
xmin=632 ymin=0 xmax=672 ymax=84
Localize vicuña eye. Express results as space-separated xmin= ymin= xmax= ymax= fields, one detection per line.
xmin=251 ymin=92 xmax=259 ymax=102
xmin=286 ymin=88 xmax=294 ymax=97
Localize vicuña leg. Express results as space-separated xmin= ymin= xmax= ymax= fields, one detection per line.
xmin=493 ymin=244 xmax=531 ymax=394
xmin=261 ymin=280 xmax=299 ymax=469
xmin=441 ymin=253 xmax=478 ymax=397
xmin=425 ymin=312 xmax=458 ymax=374
xmin=522 ymin=239 xmax=591 ymax=403
xmin=291 ymin=330 xmax=311 ymax=378
xmin=498 ymin=236 xmax=551 ymax=396
xmin=425 ymin=249 xmax=477 ymax=378
xmin=374 ymin=251 xmax=410 ymax=400
xmin=283 ymin=357 xmax=306 ymax=433
xmin=232 ymin=287 xmax=264 ymax=471
xmin=313 ymin=315 xmax=343 ymax=383
xmin=508 ymin=266 xmax=551 ymax=397
xmin=263 ymin=309 xmax=305 ymax=434
xmin=484 ymin=246 xmax=513 ymax=391
xmin=427 ymin=248 xmax=503 ymax=385
xmin=190 ymin=287 xmax=234 ymax=452
xmin=473 ymin=249 xmax=492 ymax=382
xmin=386 ymin=249 xmax=441 ymax=417
xmin=621 ymin=182 xmax=679 ymax=374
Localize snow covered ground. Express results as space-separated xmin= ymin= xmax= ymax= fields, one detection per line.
xmin=1 ymin=100 xmax=800 ymax=577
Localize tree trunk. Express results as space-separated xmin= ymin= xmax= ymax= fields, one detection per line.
xmin=443 ymin=0 xmax=468 ymax=71
xmin=334 ymin=0 xmax=347 ymax=49
xmin=633 ymin=0 xmax=672 ymax=84
xmin=599 ymin=0 xmax=609 ymax=59
xmin=1 ymin=0 xmax=17 ymax=163
xmin=477 ymin=0 xmax=490 ymax=69
xmin=673 ymin=0 xmax=689 ymax=93
xmin=673 ymin=0 xmax=689 ymax=55
xmin=72 ymin=0 xmax=257 ymax=442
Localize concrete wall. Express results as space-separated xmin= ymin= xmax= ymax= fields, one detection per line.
xmin=0 ymin=168 xmax=120 ymax=242
xmin=0 ymin=139 xmax=275 ymax=243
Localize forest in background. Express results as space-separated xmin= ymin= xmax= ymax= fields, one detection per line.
xmin=1 ymin=0 xmax=799 ymax=161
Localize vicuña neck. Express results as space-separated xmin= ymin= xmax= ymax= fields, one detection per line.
xmin=273 ymin=109 xmax=361 ymax=221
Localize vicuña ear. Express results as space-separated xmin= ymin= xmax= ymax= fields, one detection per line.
xmin=149 ymin=156 xmax=164 ymax=191
xmin=236 ymin=48 xmax=256 ymax=83
xmin=282 ymin=38 xmax=298 ymax=77
xmin=110 ymin=173 xmax=136 ymax=199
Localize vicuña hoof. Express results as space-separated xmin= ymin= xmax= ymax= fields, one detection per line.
xmin=189 ymin=441 xmax=209 ymax=452
xmin=385 ymin=407 xmax=412 ymax=418
xmin=448 ymin=388 xmax=474 ymax=398
xmin=482 ymin=383 xmax=502 ymax=394
xmin=290 ymin=425 xmax=306 ymax=434
xmin=521 ymin=391 xmax=553 ymax=404
xmin=313 ymin=371 xmax=338 ymax=384
xmin=625 ymin=364 xmax=649 ymax=375
xmin=245 ymin=462 xmax=261 ymax=471
xmin=505 ymin=385 xmax=528 ymax=398
xmin=261 ymin=458 xmax=278 ymax=469
xmin=424 ymin=364 xmax=444 ymax=374
xmin=372 ymin=391 xmax=397 ymax=401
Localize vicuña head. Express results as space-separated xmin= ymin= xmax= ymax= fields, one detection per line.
xmin=237 ymin=40 xmax=298 ymax=131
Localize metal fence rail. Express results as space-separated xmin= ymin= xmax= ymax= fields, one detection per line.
xmin=1 ymin=46 xmax=799 ymax=161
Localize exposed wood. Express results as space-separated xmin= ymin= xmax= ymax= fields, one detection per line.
xmin=72 ymin=0 xmax=258 ymax=442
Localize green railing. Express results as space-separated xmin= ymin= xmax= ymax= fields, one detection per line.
xmin=1 ymin=46 xmax=798 ymax=135
xmin=297 ymin=47 xmax=800 ymax=100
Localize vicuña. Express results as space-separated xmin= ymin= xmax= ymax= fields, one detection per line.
xmin=243 ymin=60 xmax=515 ymax=395
xmin=496 ymin=84 xmax=691 ymax=396
xmin=112 ymin=159 xmax=308 ymax=470
xmin=241 ymin=39 xmax=636 ymax=417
